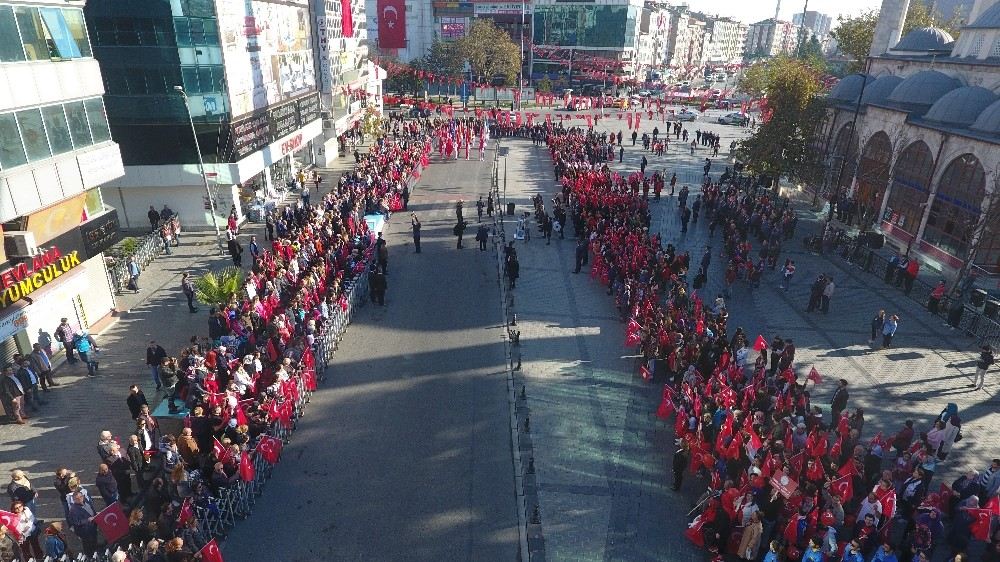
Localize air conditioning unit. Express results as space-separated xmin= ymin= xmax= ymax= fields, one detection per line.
xmin=5 ymin=231 xmax=37 ymax=257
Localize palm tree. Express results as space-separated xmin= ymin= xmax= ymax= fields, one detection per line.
xmin=194 ymin=266 xmax=245 ymax=307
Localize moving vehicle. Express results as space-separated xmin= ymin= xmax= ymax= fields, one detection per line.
xmin=718 ymin=112 xmax=746 ymax=125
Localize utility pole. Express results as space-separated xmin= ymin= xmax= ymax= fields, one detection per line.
xmin=797 ymin=0 xmax=810 ymax=57
xmin=518 ymin=0 xmax=525 ymax=110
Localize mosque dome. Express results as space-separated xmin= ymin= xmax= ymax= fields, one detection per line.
xmin=924 ymin=86 xmax=999 ymax=127
xmin=860 ymin=75 xmax=904 ymax=106
xmin=892 ymin=26 xmax=955 ymax=51
xmin=886 ymin=70 xmax=963 ymax=111
xmin=828 ymin=73 xmax=873 ymax=104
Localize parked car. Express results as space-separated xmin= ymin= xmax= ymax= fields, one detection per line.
xmin=676 ymin=109 xmax=699 ymax=122
xmin=717 ymin=112 xmax=746 ymax=125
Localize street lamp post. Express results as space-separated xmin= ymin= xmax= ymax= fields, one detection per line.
xmin=174 ymin=86 xmax=224 ymax=256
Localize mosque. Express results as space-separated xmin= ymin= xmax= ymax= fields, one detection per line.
xmin=820 ymin=0 xmax=1000 ymax=277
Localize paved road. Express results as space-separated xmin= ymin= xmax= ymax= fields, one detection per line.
xmin=495 ymin=107 xmax=997 ymax=561
xmin=223 ymin=154 xmax=519 ymax=561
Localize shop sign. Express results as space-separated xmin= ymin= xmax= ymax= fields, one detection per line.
xmin=474 ymin=4 xmax=522 ymax=15
xmin=0 ymin=248 xmax=82 ymax=308
xmin=80 ymin=210 xmax=123 ymax=258
xmin=222 ymin=93 xmax=322 ymax=162
xmin=0 ymin=308 xmax=28 ymax=341
xmin=281 ymin=134 xmax=304 ymax=156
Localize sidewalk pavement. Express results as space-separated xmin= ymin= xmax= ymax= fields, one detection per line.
xmin=0 ymin=153 xmax=359 ymax=528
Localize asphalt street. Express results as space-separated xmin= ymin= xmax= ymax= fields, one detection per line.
xmin=223 ymin=155 xmax=519 ymax=561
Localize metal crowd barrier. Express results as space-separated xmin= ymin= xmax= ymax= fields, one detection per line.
xmin=107 ymin=230 xmax=168 ymax=294
xmin=838 ymin=244 xmax=1000 ymax=348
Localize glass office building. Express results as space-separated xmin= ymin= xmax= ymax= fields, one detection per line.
xmin=532 ymin=4 xmax=638 ymax=49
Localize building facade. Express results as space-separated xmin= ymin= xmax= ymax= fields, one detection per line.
xmin=0 ymin=0 xmax=124 ymax=364
xmin=312 ymin=0 xmax=383 ymax=164
xmin=531 ymin=0 xmax=643 ymax=81
xmin=702 ymin=17 xmax=748 ymax=67
xmin=744 ymin=18 xmax=800 ymax=60
xmin=664 ymin=6 xmax=705 ymax=75
xmin=85 ymin=0 xmax=324 ymax=229
xmin=366 ymin=0 xmax=433 ymax=63
xmin=636 ymin=4 xmax=672 ymax=81
xmin=791 ymin=10 xmax=832 ymax=39
xmin=818 ymin=0 xmax=1000 ymax=277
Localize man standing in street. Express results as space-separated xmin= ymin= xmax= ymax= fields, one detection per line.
xmin=454 ymin=219 xmax=467 ymax=249
xmin=973 ymin=345 xmax=994 ymax=390
xmin=370 ymin=268 xmax=387 ymax=306
xmin=29 ymin=344 xmax=56 ymax=391
xmin=147 ymin=205 xmax=160 ymax=232
xmin=127 ymin=384 xmax=148 ymax=420
xmin=573 ymin=239 xmax=588 ymax=273
xmin=476 ymin=197 xmax=485 ymax=222
xmin=16 ymin=357 xmax=45 ymax=410
xmin=376 ymin=233 xmax=388 ymax=273
xmin=127 ymin=256 xmax=141 ymax=293
xmin=54 ymin=318 xmax=77 ymax=364
xmin=411 ymin=214 xmax=421 ymax=253
xmin=672 ymin=440 xmax=689 ymax=491
xmin=476 ymin=224 xmax=489 ymax=251
xmin=67 ymin=491 xmax=99 ymax=556
xmin=146 ymin=341 xmax=167 ymax=391
xmin=227 ymin=232 xmax=243 ymax=267
xmin=1 ymin=365 xmax=26 ymax=423
xmin=248 ymin=235 xmax=261 ymax=265
xmin=821 ymin=276 xmax=835 ymax=314
xmin=830 ymin=379 xmax=849 ymax=424
xmin=181 ymin=272 xmax=198 ymax=313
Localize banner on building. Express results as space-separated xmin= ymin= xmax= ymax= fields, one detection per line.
xmin=377 ymin=0 xmax=406 ymax=48
xmin=341 ymin=0 xmax=353 ymax=38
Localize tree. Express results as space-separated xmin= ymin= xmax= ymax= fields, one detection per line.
xmin=424 ymin=40 xmax=463 ymax=78
xmin=194 ymin=266 xmax=245 ymax=307
xmin=455 ymin=20 xmax=521 ymax=86
xmin=360 ymin=106 xmax=384 ymax=139
xmin=832 ymin=1 xmax=963 ymax=73
xmin=735 ymin=56 xmax=828 ymax=189
xmin=384 ymin=59 xmax=424 ymax=95
xmin=537 ymin=76 xmax=554 ymax=93
xmin=800 ymin=35 xmax=828 ymax=73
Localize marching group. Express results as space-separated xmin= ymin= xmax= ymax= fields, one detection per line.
xmin=542 ymin=124 xmax=999 ymax=562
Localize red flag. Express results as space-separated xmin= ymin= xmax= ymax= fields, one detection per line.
xmin=639 ymin=364 xmax=652 ymax=381
xmin=830 ymin=474 xmax=854 ymax=503
xmin=838 ymin=459 xmax=859 ymax=478
xmin=235 ymin=404 xmax=248 ymax=427
xmin=256 ymin=434 xmax=283 ymax=464
xmin=0 ymin=510 xmax=21 ymax=541
xmin=876 ymin=487 xmax=897 ymax=520
xmin=745 ymin=426 xmax=763 ymax=458
xmin=634 ymin=112 xmax=642 ymax=131
xmin=753 ymin=334 xmax=768 ymax=352
xmin=966 ymin=507 xmax=993 ymax=541
xmin=95 ymin=501 xmax=129 ymax=544
xmin=177 ymin=498 xmax=194 ymax=528
xmin=239 ymin=450 xmax=256 ymax=482
xmin=377 ymin=0 xmax=406 ymax=48
xmin=626 ymin=113 xmax=633 ymax=129
xmin=788 ymin=451 xmax=805 ymax=476
xmin=212 ymin=437 xmax=231 ymax=463
xmin=302 ymin=368 xmax=317 ymax=391
xmin=198 ymin=539 xmax=224 ymax=562
xmin=807 ymin=366 xmax=822 ymax=385
xmin=656 ymin=396 xmax=675 ymax=419
xmin=624 ymin=331 xmax=641 ymax=348
xmin=340 ymin=0 xmax=354 ymax=37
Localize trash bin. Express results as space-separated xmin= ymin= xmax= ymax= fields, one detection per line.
xmin=985 ymin=299 xmax=1000 ymax=320
xmin=507 ymin=202 xmax=515 ymax=216
xmin=971 ymin=288 xmax=988 ymax=308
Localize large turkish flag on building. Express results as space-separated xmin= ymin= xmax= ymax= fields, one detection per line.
xmin=377 ymin=0 xmax=406 ymax=48
xmin=341 ymin=0 xmax=354 ymax=38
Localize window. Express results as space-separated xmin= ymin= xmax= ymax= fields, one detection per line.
xmin=62 ymin=9 xmax=91 ymax=56
xmin=182 ymin=66 xmax=199 ymax=92
xmin=198 ymin=66 xmax=214 ymax=93
xmin=174 ymin=18 xmax=191 ymax=47
xmin=16 ymin=108 xmax=51 ymax=161
xmin=884 ymin=141 xmax=934 ymax=234
xmin=113 ymin=17 xmax=139 ymax=46
xmin=15 ymin=6 xmax=51 ymax=60
xmin=41 ymin=105 xmax=73 ymax=154
xmin=64 ymin=101 xmax=92 ymax=147
xmin=85 ymin=98 xmax=111 ymax=142
xmin=922 ymin=154 xmax=986 ymax=258
xmin=856 ymin=132 xmax=892 ymax=221
xmin=533 ymin=5 xmax=637 ymax=49
xmin=0 ymin=113 xmax=27 ymax=169
xmin=0 ymin=6 xmax=25 ymax=62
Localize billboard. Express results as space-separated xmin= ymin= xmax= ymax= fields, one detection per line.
xmin=216 ymin=0 xmax=317 ymax=118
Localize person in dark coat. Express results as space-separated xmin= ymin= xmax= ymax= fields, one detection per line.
xmin=672 ymin=441 xmax=689 ymax=491
xmin=227 ymin=234 xmax=243 ymax=267
xmin=573 ymin=239 xmax=588 ymax=273
xmin=454 ymin=220 xmax=467 ymax=249
xmin=476 ymin=224 xmax=489 ymax=251
xmin=411 ymin=214 xmax=421 ymax=253
xmin=126 ymin=385 xmax=148 ymax=419
xmin=67 ymin=492 xmax=99 ymax=555
xmin=370 ymin=268 xmax=387 ymax=306
xmin=830 ymin=379 xmax=849 ymax=424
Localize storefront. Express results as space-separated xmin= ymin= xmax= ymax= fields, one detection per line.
xmin=0 ymin=209 xmax=121 ymax=365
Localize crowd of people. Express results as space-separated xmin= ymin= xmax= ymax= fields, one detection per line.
xmin=543 ymin=125 xmax=1000 ymax=562
xmin=0 ymin=125 xmax=436 ymax=561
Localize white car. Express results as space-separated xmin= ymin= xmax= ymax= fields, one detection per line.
xmin=718 ymin=112 xmax=746 ymax=125
xmin=676 ymin=109 xmax=699 ymax=122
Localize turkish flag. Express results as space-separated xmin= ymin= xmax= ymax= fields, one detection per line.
xmin=199 ymin=539 xmax=225 ymax=562
xmin=753 ymin=334 xmax=768 ymax=351
xmin=95 ymin=501 xmax=129 ymax=544
xmin=213 ymin=437 xmax=231 ymax=463
xmin=0 ymin=510 xmax=21 ymax=541
xmin=235 ymin=404 xmax=248 ymax=427
xmin=341 ymin=0 xmax=354 ymax=37
xmin=177 ymin=498 xmax=194 ymax=528
xmin=256 ymin=434 xmax=283 ymax=464
xmin=302 ymin=368 xmax=317 ymax=392
xmin=830 ymin=474 xmax=854 ymax=503
xmin=239 ymin=450 xmax=256 ymax=482
xmin=377 ymin=0 xmax=406 ymax=48
xmin=966 ymin=508 xmax=993 ymax=541
xmin=807 ymin=366 xmax=823 ymax=384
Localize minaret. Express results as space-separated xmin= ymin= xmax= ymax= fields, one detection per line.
xmin=775 ymin=0 xmax=781 ymax=20
xmin=869 ymin=0 xmax=911 ymax=57
xmin=969 ymin=0 xmax=1000 ymax=23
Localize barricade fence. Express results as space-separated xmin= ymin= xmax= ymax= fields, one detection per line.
xmin=837 ymin=244 xmax=1000 ymax=348
xmin=107 ymin=231 xmax=168 ymax=294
